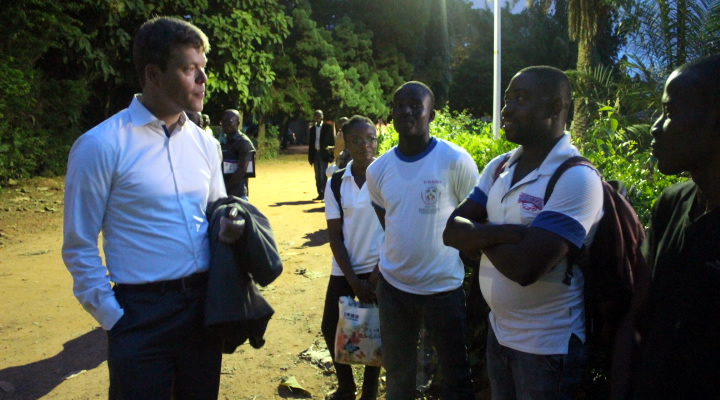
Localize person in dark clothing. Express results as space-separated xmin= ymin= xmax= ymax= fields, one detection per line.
xmin=221 ymin=109 xmax=256 ymax=201
xmin=308 ymin=109 xmax=335 ymax=200
xmin=612 ymin=54 xmax=720 ymax=400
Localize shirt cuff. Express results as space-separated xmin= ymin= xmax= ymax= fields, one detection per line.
xmin=87 ymin=294 xmax=125 ymax=331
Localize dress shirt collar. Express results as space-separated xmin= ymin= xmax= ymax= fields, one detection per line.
xmin=128 ymin=94 xmax=188 ymax=132
xmin=506 ymin=132 xmax=577 ymax=177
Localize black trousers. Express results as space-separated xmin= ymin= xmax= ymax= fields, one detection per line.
xmin=107 ymin=284 xmax=223 ymax=400
xmin=321 ymin=274 xmax=381 ymax=396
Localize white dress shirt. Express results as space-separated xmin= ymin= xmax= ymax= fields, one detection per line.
xmin=62 ymin=95 xmax=226 ymax=330
xmin=315 ymin=124 xmax=322 ymax=150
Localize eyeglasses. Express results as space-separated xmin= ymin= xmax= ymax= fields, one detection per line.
xmin=349 ymin=137 xmax=378 ymax=146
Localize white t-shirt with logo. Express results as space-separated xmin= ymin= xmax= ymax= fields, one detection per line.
xmin=367 ymin=138 xmax=479 ymax=295
xmin=468 ymin=133 xmax=603 ymax=355
xmin=324 ymin=161 xmax=384 ymax=276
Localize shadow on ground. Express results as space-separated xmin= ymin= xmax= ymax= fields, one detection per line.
xmin=304 ymin=206 xmax=325 ymax=213
xmin=269 ymin=201 xmax=316 ymax=207
xmin=301 ymin=229 xmax=328 ymax=247
xmin=0 ymin=328 xmax=106 ymax=399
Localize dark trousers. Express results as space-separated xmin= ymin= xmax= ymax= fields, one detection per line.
xmin=377 ymin=275 xmax=474 ymax=400
xmin=314 ymin=152 xmax=328 ymax=197
xmin=107 ymin=285 xmax=223 ymax=400
xmin=321 ymin=274 xmax=381 ymax=396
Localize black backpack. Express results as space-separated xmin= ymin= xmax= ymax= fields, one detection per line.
xmin=330 ymin=168 xmax=346 ymax=221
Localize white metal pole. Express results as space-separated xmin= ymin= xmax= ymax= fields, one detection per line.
xmin=493 ymin=0 xmax=502 ymax=139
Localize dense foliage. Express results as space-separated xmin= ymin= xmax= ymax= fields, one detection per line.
xmin=2 ymin=0 xmax=715 ymax=186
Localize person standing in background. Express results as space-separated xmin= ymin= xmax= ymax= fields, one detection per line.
xmin=308 ymin=109 xmax=335 ymax=201
xmin=334 ymin=116 xmax=350 ymax=168
xmin=221 ymin=109 xmax=256 ymax=201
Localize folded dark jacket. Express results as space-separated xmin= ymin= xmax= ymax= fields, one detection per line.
xmin=205 ymin=196 xmax=283 ymax=353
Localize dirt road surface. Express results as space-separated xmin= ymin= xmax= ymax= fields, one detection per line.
xmin=0 ymin=147 xmax=360 ymax=399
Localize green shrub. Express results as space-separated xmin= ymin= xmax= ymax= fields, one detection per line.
xmin=0 ymin=59 xmax=87 ymax=184
xmin=257 ymin=124 xmax=280 ymax=161
xmin=379 ymin=108 xmax=516 ymax=172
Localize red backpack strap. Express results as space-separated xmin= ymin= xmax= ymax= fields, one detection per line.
xmin=543 ymin=156 xmax=596 ymax=204
xmin=492 ymin=153 xmax=512 ymax=183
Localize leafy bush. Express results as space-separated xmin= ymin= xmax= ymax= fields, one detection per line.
xmin=257 ymin=124 xmax=280 ymax=161
xmin=379 ymin=107 xmax=516 ymax=167
xmin=0 ymin=59 xmax=87 ymax=185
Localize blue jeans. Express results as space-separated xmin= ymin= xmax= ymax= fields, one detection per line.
xmin=486 ymin=327 xmax=587 ymax=400
xmin=313 ymin=152 xmax=328 ymax=197
xmin=377 ymin=275 xmax=474 ymax=400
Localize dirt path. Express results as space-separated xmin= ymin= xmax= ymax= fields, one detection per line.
xmin=0 ymin=147 xmax=353 ymax=399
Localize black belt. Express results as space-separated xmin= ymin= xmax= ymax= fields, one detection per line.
xmin=115 ymin=272 xmax=209 ymax=293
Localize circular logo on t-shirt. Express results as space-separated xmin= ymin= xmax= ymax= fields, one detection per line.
xmin=421 ymin=184 xmax=439 ymax=206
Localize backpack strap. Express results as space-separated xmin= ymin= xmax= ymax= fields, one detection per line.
xmin=492 ymin=153 xmax=512 ymax=183
xmin=543 ymin=156 xmax=597 ymax=285
xmin=543 ymin=156 xmax=595 ymax=203
xmin=331 ymin=168 xmax=346 ymax=221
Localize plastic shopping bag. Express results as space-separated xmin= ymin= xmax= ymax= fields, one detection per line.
xmin=334 ymin=296 xmax=382 ymax=366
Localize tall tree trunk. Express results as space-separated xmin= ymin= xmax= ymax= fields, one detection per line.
xmin=572 ymin=38 xmax=593 ymax=142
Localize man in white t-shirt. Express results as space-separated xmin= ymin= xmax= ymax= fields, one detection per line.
xmin=444 ymin=66 xmax=603 ymax=400
xmin=366 ymin=81 xmax=478 ymax=399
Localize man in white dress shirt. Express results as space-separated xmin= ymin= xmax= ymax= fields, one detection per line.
xmin=62 ymin=17 xmax=243 ymax=400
